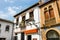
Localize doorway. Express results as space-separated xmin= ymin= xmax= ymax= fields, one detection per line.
xmin=14 ymin=36 xmax=17 ymax=40
xmin=21 ymin=32 xmax=24 ymax=40
xmin=27 ymin=35 xmax=31 ymax=40
xmin=0 ymin=38 xmax=6 ymax=40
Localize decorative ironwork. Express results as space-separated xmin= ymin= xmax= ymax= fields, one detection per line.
xmin=20 ymin=21 xmax=25 ymax=28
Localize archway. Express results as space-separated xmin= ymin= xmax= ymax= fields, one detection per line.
xmin=46 ymin=30 xmax=59 ymax=40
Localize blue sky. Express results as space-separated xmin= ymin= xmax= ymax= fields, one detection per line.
xmin=0 ymin=0 xmax=39 ymax=21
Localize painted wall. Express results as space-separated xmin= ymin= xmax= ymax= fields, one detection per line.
xmin=17 ymin=33 xmax=21 ymax=40
xmin=26 ymin=7 xmax=40 ymax=30
xmin=0 ymin=21 xmax=13 ymax=40
xmin=14 ymin=7 xmax=41 ymax=31
xmin=24 ymin=33 xmax=42 ymax=40
xmin=32 ymin=34 xmax=41 ymax=40
xmin=14 ymin=6 xmax=42 ymax=40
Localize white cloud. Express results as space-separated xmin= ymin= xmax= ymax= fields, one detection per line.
xmin=7 ymin=7 xmax=17 ymax=16
xmin=0 ymin=6 xmax=23 ymax=20
xmin=4 ymin=0 xmax=14 ymax=3
xmin=12 ymin=6 xmax=23 ymax=10
xmin=0 ymin=6 xmax=17 ymax=20
xmin=0 ymin=11 xmax=8 ymax=19
xmin=12 ymin=6 xmax=19 ymax=10
xmin=6 ymin=6 xmax=23 ymax=15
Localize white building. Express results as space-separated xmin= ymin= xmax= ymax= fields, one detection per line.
xmin=0 ymin=18 xmax=14 ymax=40
xmin=14 ymin=2 xmax=42 ymax=40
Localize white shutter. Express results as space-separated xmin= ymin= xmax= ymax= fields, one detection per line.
xmin=19 ymin=16 xmax=22 ymax=23
xmin=25 ymin=12 xmax=30 ymax=20
xmin=34 ymin=7 xmax=40 ymax=23
xmin=17 ymin=16 xmax=22 ymax=28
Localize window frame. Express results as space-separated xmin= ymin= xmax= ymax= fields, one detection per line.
xmin=5 ymin=25 xmax=10 ymax=32
xmin=44 ymin=5 xmax=55 ymax=21
xmin=16 ymin=17 xmax=19 ymax=25
xmin=44 ymin=7 xmax=50 ymax=20
xmin=49 ymin=5 xmax=55 ymax=18
xmin=29 ymin=11 xmax=34 ymax=19
xmin=0 ymin=24 xmax=1 ymax=33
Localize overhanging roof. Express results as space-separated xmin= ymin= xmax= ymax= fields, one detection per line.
xmin=39 ymin=0 xmax=56 ymax=7
xmin=14 ymin=0 xmax=56 ymax=17
xmin=14 ymin=2 xmax=39 ymax=17
xmin=0 ymin=18 xmax=14 ymax=24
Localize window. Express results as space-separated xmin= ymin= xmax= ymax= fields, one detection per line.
xmin=44 ymin=8 xmax=49 ymax=20
xmin=0 ymin=24 xmax=1 ymax=27
xmin=44 ymin=7 xmax=47 ymax=10
xmin=30 ymin=11 xmax=34 ymax=18
xmin=22 ymin=16 xmax=25 ymax=25
xmin=46 ymin=30 xmax=59 ymax=40
xmin=22 ymin=16 xmax=25 ymax=21
xmin=20 ymin=16 xmax=25 ymax=28
xmin=30 ymin=11 xmax=33 ymax=17
xmin=29 ymin=11 xmax=34 ymax=21
xmin=5 ymin=25 xmax=10 ymax=31
xmin=44 ymin=5 xmax=55 ymax=21
xmin=44 ymin=6 xmax=56 ymax=26
xmin=49 ymin=6 xmax=54 ymax=18
xmin=16 ymin=17 xmax=19 ymax=25
xmin=0 ymin=24 xmax=1 ymax=33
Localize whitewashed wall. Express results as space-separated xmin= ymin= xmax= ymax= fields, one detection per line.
xmin=14 ymin=6 xmax=42 ymax=40
xmin=32 ymin=34 xmax=39 ymax=40
xmin=25 ymin=7 xmax=42 ymax=40
xmin=14 ymin=7 xmax=41 ymax=30
xmin=14 ymin=16 xmax=22 ymax=33
xmin=0 ymin=21 xmax=13 ymax=40
xmin=26 ymin=7 xmax=40 ymax=30
xmin=17 ymin=33 xmax=21 ymax=40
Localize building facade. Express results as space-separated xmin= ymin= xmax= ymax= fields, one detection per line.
xmin=40 ymin=0 xmax=60 ymax=40
xmin=0 ymin=18 xmax=14 ymax=40
xmin=14 ymin=0 xmax=60 ymax=40
xmin=14 ymin=2 xmax=42 ymax=40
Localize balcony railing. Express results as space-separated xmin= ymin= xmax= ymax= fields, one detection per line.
xmin=25 ymin=17 xmax=34 ymax=23
xmin=45 ymin=18 xmax=56 ymax=26
xmin=20 ymin=21 xmax=26 ymax=28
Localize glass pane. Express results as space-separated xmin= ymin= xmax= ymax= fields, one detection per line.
xmin=44 ymin=11 xmax=49 ymax=20
xmin=30 ymin=11 xmax=34 ymax=17
xmin=49 ymin=9 xmax=55 ymax=18
xmin=47 ymin=30 xmax=59 ymax=38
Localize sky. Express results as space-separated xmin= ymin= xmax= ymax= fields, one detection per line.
xmin=0 ymin=0 xmax=39 ymax=21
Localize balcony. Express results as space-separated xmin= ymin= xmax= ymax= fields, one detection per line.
xmin=25 ymin=17 xmax=34 ymax=23
xmin=45 ymin=18 xmax=56 ymax=26
xmin=19 ymin=21 xmax=26 ymax=28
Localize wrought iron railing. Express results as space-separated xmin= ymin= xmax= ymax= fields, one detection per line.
xmin=20 ymin=21 xmax=26 ymax=28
